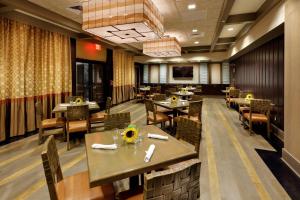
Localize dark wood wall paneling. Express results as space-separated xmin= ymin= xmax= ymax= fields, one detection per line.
xmin=231 ymin=35 xmax=284 ymax=130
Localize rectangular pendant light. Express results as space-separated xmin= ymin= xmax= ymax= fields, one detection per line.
xmin=82 ymin=0 xmax=164 ymax=44
xmin=143 ymin=37 xmax=181 ymax=57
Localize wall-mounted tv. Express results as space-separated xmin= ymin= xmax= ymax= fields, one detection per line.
xmin=173 ymin=66 xmax=193 ymax=78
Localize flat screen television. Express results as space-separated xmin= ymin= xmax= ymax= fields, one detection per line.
xmin=173 ymin=66 xmax=193 ymax=78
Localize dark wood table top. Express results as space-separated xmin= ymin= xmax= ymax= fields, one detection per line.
xmin=85 ymin=125 xmax=197 ymax=188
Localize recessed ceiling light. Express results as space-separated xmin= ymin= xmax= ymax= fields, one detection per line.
xmin=194 ymin=41 xmax=199 ymax=44
xmin=192 ymin=29 xmax=198 ymax=33
xmin=227 ymin=27 xmax=234 ymax=31
xmin=188 ymin=4 xmax=196 ymax=10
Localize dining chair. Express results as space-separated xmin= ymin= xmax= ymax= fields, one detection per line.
xmin=41 ymin=136 xmax=115 ymax=200
xmin=176 ymin=117 xmax=201 ymax=155
xmin=133 ymin=87 xmax=143 ymax=100
xmin=66 ymin=105 xmax=89 ymax=150
xmin=35 ymin=102 xmax=65 ymax=144
xmin=238 ymin=92 xmax=254 ymax=122
xmin=67 ymin=96 xmax=84 ymax=103
xmin=226 ymin=89 xmax=240 ymax=108
xmin=152 ymin=94 xmax=172 ymax=114
xmin=118 ymin=158 xmax=201 ymax=200
xmin=104 ymin=112 xmax=131 ymax=130
xmin=243 ymin=99 xmax=271 ymax=137
xmin=90 ymin=97 xmax=112 ymax=125
xmin=145 ymin=99 xmax=172 ymax=128
xmin=178 ymin=100 xmax=203 ymax=122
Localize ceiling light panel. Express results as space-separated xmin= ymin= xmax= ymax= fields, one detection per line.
xmin=143 ymin=37 xmax=181 ymax=57
xmin=82 ymin=0 xmax=164 ymax=43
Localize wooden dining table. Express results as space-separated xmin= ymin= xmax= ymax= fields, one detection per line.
xmin=85 ymin=125 xmax=197 ymax=188
xmin=154 ymin=99 xmax=190 ymax=117
xmin=52 ymin=102 xmax=100 ymax=113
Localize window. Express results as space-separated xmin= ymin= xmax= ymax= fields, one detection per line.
xmin=222 ymin=63 xmax=230 ymax=84
xmin=143 ymin=64 xmax=149 ymax=83
xmin=199 ymin=63 xmax=208 ymax=84
xmin=159 ymin=64 xmax=167 ymax=83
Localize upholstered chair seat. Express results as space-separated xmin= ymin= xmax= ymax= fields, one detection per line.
xmin=42 ymin=136 xmax=115 ymax=200
xmin=243 ymin=113 xmax=268 ymax=122
xmin=90 ymin=112 xmax=107 ymax=122
xmin=41 ymin=117 xmax=65 ymax=129
xmin=55 ymin=171 xmax=115 ymax=200
xmin=68 ymin=120 xmax=88 ymax=133
xmin=147 ymin=112 xmax=171 ymax=123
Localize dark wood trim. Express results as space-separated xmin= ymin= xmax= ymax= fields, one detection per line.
xmin=226 ymin=13 xmax=257 ymax=24
xmin=217 ymin=37 xmax=236 ymax=44
xmin=71 ymin=38 xmax=76 ymax=96
xmin=210 ymin=0 xmax=235 ymax=52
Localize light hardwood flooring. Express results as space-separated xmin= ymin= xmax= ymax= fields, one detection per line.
xmin=0 ymin=97 xmax=291 ymax=200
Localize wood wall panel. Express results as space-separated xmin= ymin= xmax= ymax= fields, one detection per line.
xmin=231 ymin=35 xmax=284 ymax=130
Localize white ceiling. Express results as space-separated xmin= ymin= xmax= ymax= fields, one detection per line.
xmin=27 ymin=0 xmax=267 ymax=50
xmin=230 ymin=0 xmax=266 ymax=15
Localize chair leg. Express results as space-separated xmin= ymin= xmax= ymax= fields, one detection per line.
xmin=249 ymin=120 xmax=253 ymax=135
xmin=38 ymin=127 xmax=43 ymax=145
xmin=267 ymin=121 xmax=271 ymax=138
xmin=67 ymin=131 xmax=70 ymax=150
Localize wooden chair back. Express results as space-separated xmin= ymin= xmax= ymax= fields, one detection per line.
xmin=188 ymin=101 xmax=203 ymax=122
xmin=152 ymin=94 xmax=166 ymax=101
xmin=145 ymin=100 xmax=157 ymax=121
xmin=191 ymin=95 xmax=203 ymax=101
xmin=66 ymin=105 xmax=89 ymax=121
xmin=250 ymin=99 xmax=271 ymax=115
xmin=156 ymin=85 xmax=161 ymax=93
xmin=105 ymin=97 xmax=112 ymax=114
xmin=144 ymin=159 xmax=201 ymax=200
xmin=41 ymin=135 xmax=63 ymax=200
xmin=229 ymin=89 xmax=240 ymax=98
xmin=104 ymin=112 xmax=131 ymax=130
xmin=176 ymin=117 xmax=201 ymax=154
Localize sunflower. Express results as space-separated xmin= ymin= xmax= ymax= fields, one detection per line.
xmin=245 ymin=94 xmax=254 ymax=100
xmin=123 ymin=127 xmax=139 ymax=143
xmin=75 ymin=97 xmax=83 ymax=104
xmin=170 ymin=95 xmax=178 ymax=104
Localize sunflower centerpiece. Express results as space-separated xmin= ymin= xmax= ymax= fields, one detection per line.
xmin=170 ymin=95 xmax=178 ymax=105
xmin=122 ymin=124 xmax=139 ymax=144
xmin=245 ymin=94 xmax=254 ymax=101
xmin=75 ymin=97 xmax=83 ymax=105
xmin=180 ymin=88 xmax=187 ymax=94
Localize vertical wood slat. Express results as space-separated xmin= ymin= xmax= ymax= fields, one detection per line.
xmin=231 ymin=35 xmax=284 ymax=130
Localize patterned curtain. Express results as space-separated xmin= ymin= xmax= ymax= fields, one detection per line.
xmin=0 ymin=17 xmax=71 ymax=141
xmin=112 ymin=49 xmax=135 ymax=105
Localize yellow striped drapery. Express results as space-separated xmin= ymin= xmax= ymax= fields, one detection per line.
xmin=112 ymin=50 xmax=135 ymax=105
xmin=0 ymin=17 xmax=72 ymax=141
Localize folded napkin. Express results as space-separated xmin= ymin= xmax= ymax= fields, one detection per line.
xmin=91 ymin=144 xmax=117 ymax=150
xmin=60 ymin=103 xmax=70 ymax=107
xmin=144 ymin=144 xmax=155 ymax=163
xmin=148 ymin=133 xmax=168 ymax=140
xmin=88 ymin=101 xmax=96 ymax=105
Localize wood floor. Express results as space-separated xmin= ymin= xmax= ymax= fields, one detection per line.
xmin=0 ymin=97 xmax=291 ymax=200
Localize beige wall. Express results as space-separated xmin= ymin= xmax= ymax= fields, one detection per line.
xmin=76 ymin=39 xmax=107 ymax=62
xmin=210 ymin=63 xmax=221 ymax=84
xmin=168 ymin=64 xmax=200 ymax=84
xmin=150 ymin=65 xmax=159 ymax=83
xmin=283 ymin=0 xmax=300 ymax=176
xmin=228 ymin=1 xmax=285 ymax=57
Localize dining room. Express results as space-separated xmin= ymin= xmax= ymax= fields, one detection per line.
xmin=0 ymin=0 xmax=300 ymax=200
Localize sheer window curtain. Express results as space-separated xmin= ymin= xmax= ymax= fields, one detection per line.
xmin=112 ymin=50 xmax=135 ymax=105
xmin=0 ymin=17 xmax=71 ymax=141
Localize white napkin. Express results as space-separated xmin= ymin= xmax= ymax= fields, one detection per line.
xmin=60 ymin=103 xmax=70 ymax=107
xmin=148 ymin=133 xmax=168 ymax=140
xmin=91 ymin=144 xmax=117 ymax=150
xmin=88 ymin=101 xmax=96 ymax=105
xmin=144 ymin=144 xmax=155 ymax=163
